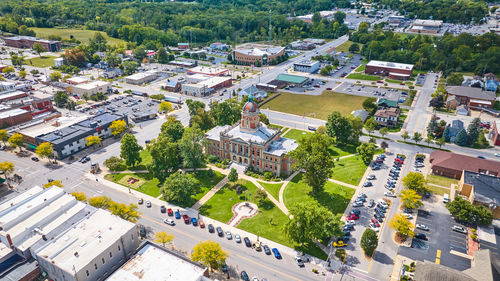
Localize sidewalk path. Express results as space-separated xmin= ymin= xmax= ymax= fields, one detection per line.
xmin=328 ymin=178 xmax=358 ymax=190
xmin=191 ymin=176 xmax=228 ymax=210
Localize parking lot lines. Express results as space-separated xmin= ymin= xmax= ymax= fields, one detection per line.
xmin=435 ymin=249 xmax=441 ymax=264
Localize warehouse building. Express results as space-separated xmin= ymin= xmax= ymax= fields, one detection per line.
xmin=365 ymin=60 xmax=414 ymax=80
xmin=293 ymin=60 xmax=320 ymax=73
xmin=181 ymin=76 xmax=232 ymax=97
xmin=124 ymin=70 xmax=158 ymax=85
xmin=71 ymin=81 xmax=112 ymax=97
xmin=273 ymin=73 xmax=309 ymax=86
xmin=187 ymin=66 xmax=229 ymax=76
xmin=409 ymin=19 xmax=443 ymax=34
xmin=3 ymin=36 xmax=62 ymax=52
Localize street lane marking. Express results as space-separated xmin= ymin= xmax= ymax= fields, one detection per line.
xmin=435 ymin=258 xmax=440 ymax=264
xmin=436 ymin=250 xmax=441 ymax=258
xmin=140 ymin=216 xmax=303 ymax=281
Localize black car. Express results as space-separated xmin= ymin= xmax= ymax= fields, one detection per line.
xmin=208 ymin=224 xmax=215 ymax=233
xmin=160 ymin=205 xmax=166 ymax=213
xmin=414 ymin=233 xmax=427 ymax=240
xmin=244 ymin=237 xmax=251 ymax=247
xmin=222 ymin=263 xmax=228 ymax=273
xmin=342 ymin=224 xmax=354 ymax=231
xmin=375 ymin=207 xmax=386 ymax=213
xmin=263 ymin=245 xmax=271 ymax=255
xmin=139 ymin=225 xmax=147 ymax=238
xmin=341 ymin=235 xmax=350 ymax=242
xmin=350 ymin=209 xmax=361 ymax=216
xmin=216 ymin=226 xmax=223 ymax=237
xmin=343 ymin=230 xmax=351 ymax=236
xmin=375 ymin=209 xmax=386 ymax=218
xmin=374 ymin=214 xmax=384 ymax=222
xmin=31 ymin=157 xmax=39 ymax=162
xmin=240 ymin=271 xmax=250 ymax=281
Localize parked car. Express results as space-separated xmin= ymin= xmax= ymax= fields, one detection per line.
xmin=174 ymin=211 xmax=180 ymax=219
xmin=374 ymin=214 xmax=384 ymax=223
xmin=367 ymin=174 xmax=376 ymax=180
xmin=402 ymin=213 xmax=413 ymax=219
xmin=369 ymin=223 xmax=380 ymax=232
xmin=226 ymin=231 xmax=232 ymax=240
xmin=163 ymin=218 xmax=175 ymax=226
xmin=216 ymin=226 xmax=224 ymax=237
xmin=145 ymin=201 xmax=152 ymax=208
xmin=414 ymin=233 xmax=427 ymax=240
xmin=244 ymin=237 xmax=251 ymax=247
xmin=452 ymin=225 xmax=467 ymax=234
xmin=208 ymin=224 xmax=215 ymax=233
xmin=363 ymin=182 xmax=373 ymax=187
xmin=240 ymin=271 xmax=250 ymax=281
xmin=199 ymin=220 xmax=205 ymax=228
xmin=191 ymin=217 xmax=198 ymax=226
xmin=332 ymin=241 xmax=347 ymax=247
xmin=167 ymin=208 xmax=173 ymax=216
xmin=370 ymin=218 xmax=380 ymax=227
xmin=346 ymin=214 xmax=359 ymax=220
xmin=272 ymin=248 xmax=282 ymax=259
xmin=368 ymin=199 xmax=375 ymax=208
xmin=263 ymin=245 xmax=271 ymax=255
xmin=345 ymin=220 xmax=356 ymax=226
xmin=183 ymin=215 xmax=189 ymax=224
xmin=160 ymin=205 xmax=166 ymax=213
xmin=295 ymin=256 xmax=305 ymax=267
xmin=350 ymin=209 xmax=361 ymax=216
xmin=353 ymin=202 xmax=364 ymax=207
xmin=31 ymin=157 xmax=39 ymax=162
xmin=416 ymin=224 xmax=429 ymax=231
xmin=138 ymin=198 xmax=143 ymax=204
xmin=343 ymin=225 xmax=354 ymax=231
xmin=384 ymin=192 xmax=396 ymax=198
xmin=235 ymin=234 xmax=241 ymax=243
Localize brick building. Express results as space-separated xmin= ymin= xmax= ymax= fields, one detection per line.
xmin=365 ymin=60 xmax=414 ymax=80
xmin=3 ymin=36 xmax=61 ymax=52
xmin=233 ymin=46 xmax=285 ymax=65
xmin=205 ymin=94 xmax=298 ymax=176
xmin=445 ymin=86 xmax=496 ymax=109
xmin=429 ymin=151 xmax=500 ymax=179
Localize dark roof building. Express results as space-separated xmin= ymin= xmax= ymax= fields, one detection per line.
xmin=429 ymin=151 xmax=500 ymax=179
xmin=377 ymin=98 xmax=399 ymax=108
xmin=459 ymin=171 xmax=500 ymax=218
xmin=3 ymin=36 xmax=61 ymax=52
xmin=445 ymin=86 xmax=496 ymax=109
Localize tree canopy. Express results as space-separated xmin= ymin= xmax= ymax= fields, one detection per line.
xmin=446 ymin=197 xmax=493 ymax=225
xmin=191 ymin=240 xmax=228 ymax=271
xmin=120 ymin=133 xmax=142 ymax=167
xmin=162 ymin=172 xmax=198 ymax=205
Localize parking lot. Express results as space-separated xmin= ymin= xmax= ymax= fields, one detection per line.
xmin=329 ymin=53 xmax=364 ymax=78
xmin=398 ymin=198 xmax=471 ymax=271
xmin=335 ymin=82 xmax=406 ymax=101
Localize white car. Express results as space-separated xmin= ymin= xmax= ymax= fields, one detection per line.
xmin=378 ymin=200 xmax=388 ymax=208
xmin=416 ymin=224 xmax=429 ymax=231
xmin=345 ymin=220 xmax=356 ymax=226
xmin=163 ymin=218 xmax=175 ymax=226
xmin=384 ymin=192 xmax=397 ymax=198
xmin=369 ymin=223 xmax=380 ymax=232
xmin=495 ymin=153 xmax=500 ymax=157
xmin=452 ymin=225 xmax=467 ymax=234
xmin=367 ymin=174 xmax=376 ymax=180
xmin=402 ymin=213 xmax=413 ymax=220
xmin=145 ymin=201 xmax=152 ymax=207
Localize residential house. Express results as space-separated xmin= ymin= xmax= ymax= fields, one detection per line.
xmin=484 ymin=73 xmax=499 ymax=92
xmin=374 ymin=107 xmax=400 ymax=127
xmin=447 ymin=120 xmax=464 ymax=142
xmin=376 ymin=98 xmax=398 ymax=109
xmin=429 ymin=150 xmax=500 ymax=179
xmin=458 ymin=170 xmax=500 ymax=218
xmin=351 ymin=109 xmax=369 ymax=123
xmin=446 ymin=95 xmax=460 ymax=110
xmin=178 ymin=43 xmax=190 ymax=50
xmin=238 ymin=85 xmax=267 ymax=101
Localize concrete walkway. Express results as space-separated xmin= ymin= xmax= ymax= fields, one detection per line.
xmin=328 ymin=178 xmax=358 ymax=190
xmin=191 ymin=176 xmax=228 ymax=210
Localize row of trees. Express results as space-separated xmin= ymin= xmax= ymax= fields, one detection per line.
xmin=71 ymin=192 xmax=141 ymax=222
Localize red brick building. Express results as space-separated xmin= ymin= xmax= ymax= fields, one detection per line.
xmin=3 ymin=36 xmax=61 ymax=52
xmin=233 ymin=47 xmax=285 ymax=66
xmin=204 ymin=94 xmax=298 ymax=176
xmin=429 ymin=151 xmax=500 ymax=179
xmin=445 ymin=86 xmax=496 ymax=109
xmin=365 ymin=60 xmax=414 ymax=80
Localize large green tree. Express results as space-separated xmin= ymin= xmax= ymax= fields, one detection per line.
xmin=356 ymin=142 xmax=377 ymax=164
xmin=179 ymin=127 xmax=204 ymax=169
xmin=120 ymin=133 xmax=142 ymax=167
xmin=147 ymin=136 xmax=180 ymax=182
xmin=326 ymin=111 xmax=351 ymax=144
xmin=290 ymin=133 xmax=334 ymax=194
xmin=466 ymin=118 xmax=481 ymax=146
xmin=402 ymin=172 xmax=426 ymax=193
xmin=160 ymin=116 xmax=185 ymax=142
xmin=446 ymin=197 xmax=493 ymax=225
xmin=283 ymin=201 xmax=343 ymax=245
xmin=162 ymin=172 xmax=198 ymax=205
xmin=446 ymin=73 xmax=464 ymax=86
xmin=360 ymin=229 xmax=378 ymax=257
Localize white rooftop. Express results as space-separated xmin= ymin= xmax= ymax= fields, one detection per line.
xmin=66 ymin=76 xmax=89 ymax=84
xmin=0 ymin=90 xmax=27 ymax=100
xmin=185 ymin=76 xmax=232 ymax=90
xmin=367 ymin=60 xmax=414 ymax=71
xmin=73 ymin=80 xmax=110 ymax=90
xmin=225 ymin=123 xmax=277 ymax=144
xmin=18 ymin=115 xmax=88 ymax=138
xmin=106 ymin=242 xmax=207 ymax=281
xmin=0 ymin=108 xmax=29 ymax=119
xmin=125 ymin=70 xmax=158 ymax=81
xmin=35 ymin=208 xmax=136 ymax=273
xmin=265 ymin=137 xmax=299 ymax=156
xmin=413 ymin=19 xmax=443 ymax=26
xmin=188 ymin=66 xmax=228 ymax=75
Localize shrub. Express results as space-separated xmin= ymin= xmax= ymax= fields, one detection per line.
xmin=207 ymin=155 xmax=218 ymax=163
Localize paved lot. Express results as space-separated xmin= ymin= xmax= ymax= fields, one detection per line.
xmin=335 ymin=82 xmax=405 ymax=101
xmin=398 ymin=197 xmax=471 ymax=271
xmin=329 ymin=54 xmax=364 ymax=78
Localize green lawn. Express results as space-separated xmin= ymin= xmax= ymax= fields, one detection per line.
xmin=263 ymin=91 xmax=366 ymax=120
xmin=425 ymin=184 xmax=450 ymax=196
xmin=331 ymin=156 xmax=368 ymax=186
xmin=336 ymin=40 xmax=363 ymax=54
xmin=189 ymin=170 xmax=226 ymax=205
xmin=346 ymin=73 xmax=381 ymax=81
xmin=426 ymin=174 xmax=458 ymax=188
xmin=104 ymin=173 xmax=161 ymax=198
xmin=284 ymin=173 xmax=355 ymax=215
xmin=355 ymin=64 xmax=366 ymax=72
xmin=385 ymin=79 xmax=404 ymax=84
xmin=127 ymin=149 xmax=152 ymax=171
xmin=259 ymin=181 xmax=283 ymax=200
xmin=199 ymin=179 xmax=259 ymax=223
xmin=31 ymin=27 xmax=125 ymax=45
xmin=283 ymin=128 xmax=313 ymax=141
xmin=269 ymin=124 xmax=283 ymax=130
xmin=27 ymin=56 xmax=57 ymax=67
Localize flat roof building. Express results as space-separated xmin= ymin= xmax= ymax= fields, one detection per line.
xmin=181 ymin=76 xmax=232 ymax=97
xmin=445 ymin=86 xmax=496 ymax=109
xmin=274 ymin=73 xmax=309 ymax=85
xmin=365 ymin=60 xmax=414 ymax=80
xmin=187 ymin=66 xmax=229 ymax=76
xmin=458 ymin=171 xmax=500 ymax=218
xmin=409 ymin=19 xmax=443 ymax=34
xmin=66 ymin=76 xmax=90 ymax=85
xmin=3 ymin=36 xmax=61 ymax=52
xmin=124 ymin=71 xmax=158 ymax=85
xmin=71 ymin=81 xmax=112 ymax=97
xmin=106 ymin=242 xmax=211 ymax=281
xmin=233 ymin=46 xmax=285 ymax=66
xmin=293 ymin=60 xmax=320 ymax=73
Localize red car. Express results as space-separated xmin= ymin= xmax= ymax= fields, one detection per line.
xmin=199 ymin=220 xmax=205 ymax=228
xmin=377 ymin=80 xmax=383 ymax=83
xmin=183 ymin=215 xmax=190 ymax=224
xmin=370 ymin=218 xmax=380 ymax=227
xmin=326 ymin=87 xmax=332 ymax=90
xmin=400 ymin=83 xmax=405 ymax=86
xmin=394 ymin=159 xmax=404 ymax=164
xmin=346 ymin=214 xmax=359 ymax=220
xmin=167 ymin=208 xmax=173 ymax=216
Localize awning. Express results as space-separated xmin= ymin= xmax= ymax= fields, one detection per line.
xmin=470 ymin=99 xmax=492 ymax=105
xmin=389 ymin=72 xmax=410 ymax=77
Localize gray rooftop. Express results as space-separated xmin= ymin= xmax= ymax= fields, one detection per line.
xmin=205 ymin=125 xmax=232 ymax=142
xmin=224 ymin=123 xmax=277 ymax=144
xmin=463 ymin=171 xmax=500 ymax=206
xmin=446 ymin=86 xmax=496 ymax=101
xmin=265 ymin=137 xmax=298 ymax=156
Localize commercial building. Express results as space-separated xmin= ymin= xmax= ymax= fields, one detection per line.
xmin=429 ymin=151 xmax=500 ymax=179
xmin=162 ymin=78 xmax=181 ymax=92
xmin=409 ymin=19 xmax=443 ymax=33
xmin=0 ymin=108 xmax=32 ymax=128
xmin=178 ymin=43 xmax=190 ymax=50
xmin=457 ymin=171 xmax=500 ymax=218
xmin=209 ymin=42 xmax=229 ymax=51
xmin=3 ymin=36 xmax=62 ymax=52
xmin=205 ymin=94 xmax=298 ymax=176
xmin=66 ymin=76 xmax=90 ymax=85
xmin=169 ymin=60 xmax=195 ymax=68
xmin=289 ymin=40 xmax=316 ymax=50
xmin=124 ymin=71 xmax=158 ymax=85
xmin=274 ymin=73 xmax=309 ymax=86
xmin=374 ymin=107 xmax=400 ymax=127
xmin=293 ymin=60 xmax=320 ymax=73
xmin=233 ymin=46 xmax=285 ymax=65
xmin=106 ymin=241 xmax=211 ymax=281
xmin=388 ymin=15 xmax=406 ymax=27
xmin=0 ymin=186 xmax=139 ymax=281
xmin=187 ymin=66 xmax=229 ymax=76
xmin=0 ymin=91 xmax=54 ymax=127
xmin=71 ymin=81 xmax=112 ymax=97
xmin=365 ymin=60 xmax=414 ymax=80
xmin=17 ymin=112 xmax=127 ymax=159
xmin=445 ymin=86 xmax=496 ymax=109
xmin=181 ymin=76 xmax=232 ymax=97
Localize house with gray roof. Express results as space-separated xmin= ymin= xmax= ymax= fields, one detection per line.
xmin=238 ymin=85 xmax=267 ymax=101
xmin=446 ymin=86 xmax=496 ymax=109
